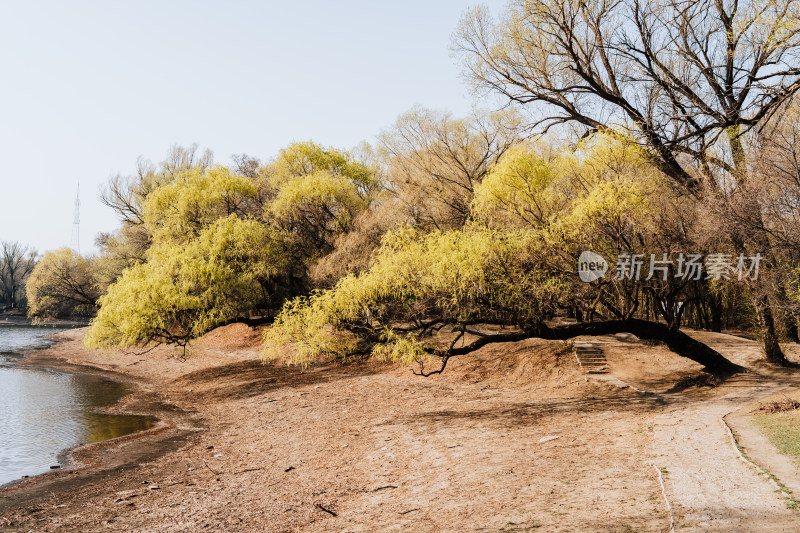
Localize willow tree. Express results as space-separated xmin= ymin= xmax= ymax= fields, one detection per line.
xmin=264 ymin=226 xmax=568 ymax=373
xmin=86 ymin=216 xmax=292 ymax=353
xmin=26 ymin=248 xmax=99 ymax=320
xmin=264 ymin=224 xmax=741 ymax=375
xmin=87 ymin=143 xmax=382 ymax=353
xmin=264 ymin=135 xmax=744 ymax=376
xmin=309 ymin=109 xmax=525 ymax=287
xmin=474 ymin=134 xmax=660 ymax=319
xmin=141 ymin=166 xmax=262 ymax=243
xmin=455 ymin=0 xmax=800 ymax=364
xmin=86 ymin=165 xmax=295 ymax=352
xmin=264 ymin=141 xmax=383 ymax=260
xmin=97 ymin=144 xmax=215 ymax=288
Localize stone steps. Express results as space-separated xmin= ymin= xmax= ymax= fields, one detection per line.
xmin=574 ymin=342 xmax=609 ymax=374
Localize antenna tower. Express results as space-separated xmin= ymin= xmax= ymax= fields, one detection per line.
xmin=70 ymin=183 xmax=81 ymax=254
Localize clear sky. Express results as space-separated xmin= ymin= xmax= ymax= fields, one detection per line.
xmin=0 ymin=0 xmax=507 ymax=254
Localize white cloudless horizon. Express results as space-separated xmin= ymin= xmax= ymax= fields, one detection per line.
xmin=0 ymin=0 xmax=507 ymax=254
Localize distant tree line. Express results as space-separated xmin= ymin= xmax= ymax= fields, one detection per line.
xmin=0 ymin=241 xmax=37 ymax=310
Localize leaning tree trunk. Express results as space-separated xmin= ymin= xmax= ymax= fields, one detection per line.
xmin=425 ymin=319 xmax=745 ymax=377
xmin=537 ymin=319 xmax=743 ymax=375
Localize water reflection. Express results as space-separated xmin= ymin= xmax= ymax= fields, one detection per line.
xmin=0 ymin=325 xmax=155 ymax=486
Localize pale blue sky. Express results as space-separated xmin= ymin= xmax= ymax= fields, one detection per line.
xmin=0 ymin=1 xmax=507 ymax=253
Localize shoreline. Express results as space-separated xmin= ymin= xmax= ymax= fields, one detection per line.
xmin=0 ymin=314 xmax=91 ymax=328
xmin=0 ymin=330 xmax=201 ymax=511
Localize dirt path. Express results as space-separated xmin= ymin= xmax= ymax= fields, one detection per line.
xmin=650 ymin=374 xmax=800 ymax=532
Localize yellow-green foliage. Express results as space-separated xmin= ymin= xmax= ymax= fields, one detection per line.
xmin=472 ymin=143 xmax=564 ymax=227
xmin=369 ymin=328 xmax=431 ymax=365
xmin=263 ymin=226 xmax=567 ymax=366
xmin=142 ymin=166 xmax=259 ymax=243
xmin=270 ymin=141 xmax=378 ymax=200
xmin=264 ymin=141 xmax=381 ymax=256
xmin=552 ymin=175 xmax=651 ymax=242
xmin=87 ymin=132 xmax=670 ymax=358
xmin=86 ymin=216 xmax=289 ymax=350
xmin=27 ymin=248 xmax=99 ymax=320
xmin=268 ymin=170 xmax=367 ymax=237
xmin=87 ymin=142 xmax=385 ymax=352
xmin=551 ymin=133 xmax=661 ymax=245
xmin=473 ymin=133 xmax=659 ymax=252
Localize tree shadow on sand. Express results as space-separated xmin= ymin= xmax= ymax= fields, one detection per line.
xmin=169 ymin=359 xmax=393 ymax=402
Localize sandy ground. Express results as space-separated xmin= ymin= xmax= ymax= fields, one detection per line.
xmin=0 ymin=325 xmax=799 ymax=532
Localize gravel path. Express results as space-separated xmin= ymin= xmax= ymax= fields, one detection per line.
xmin=650 ymin=375 xmax=800 ymax=532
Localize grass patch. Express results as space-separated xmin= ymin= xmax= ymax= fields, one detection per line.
xmin=732 ymin=414 xmax=800 ymax=510
xmin=753 ymin=410 xmax=800 ymax=463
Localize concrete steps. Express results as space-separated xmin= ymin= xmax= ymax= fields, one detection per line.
xmin=574 ymin=341 xmax=609 ymax=374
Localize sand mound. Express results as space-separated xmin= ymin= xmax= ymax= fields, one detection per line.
xmin=197 ymin=323 xmax=263 ymax=350
xmin=444 ymin=338 xmax=580 ymax=387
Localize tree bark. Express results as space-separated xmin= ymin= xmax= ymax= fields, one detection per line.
xmin=786 ymin=314 xmax=800 ymax=344
xmin=753 ymin=293 xmax=789 ymax=365
xmin=709 ymin=300 xmax=722 ymax=333
xmin=729 ymin=215 xmax=787 ymax=366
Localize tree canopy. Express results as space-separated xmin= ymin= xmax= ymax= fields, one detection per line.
xmin=86 ymin=216 xmax=291 ymax=351
xmin=263 ymin=133 xmax=744 ymax=375
xmin=59 ymin=4 xmax=800 ymax=377
xmin=454 ymin=0 xmax=800 ymax=365
xmin=83 ymin=142 xmax=381 ymax=352
xmin=26 ymin=248 xmax=98 ymax=320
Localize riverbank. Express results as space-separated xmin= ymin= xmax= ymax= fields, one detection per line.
xmin=1 ymin=326 xmax=800 ymax=531
xmin=0 ymin=314 xmax=90 ymax=328
xmin=0 ymin=328 xmax=201 ymax=503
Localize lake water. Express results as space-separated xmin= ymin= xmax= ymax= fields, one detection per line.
xmin=0 ymin=324 xmax=156 ymax=487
